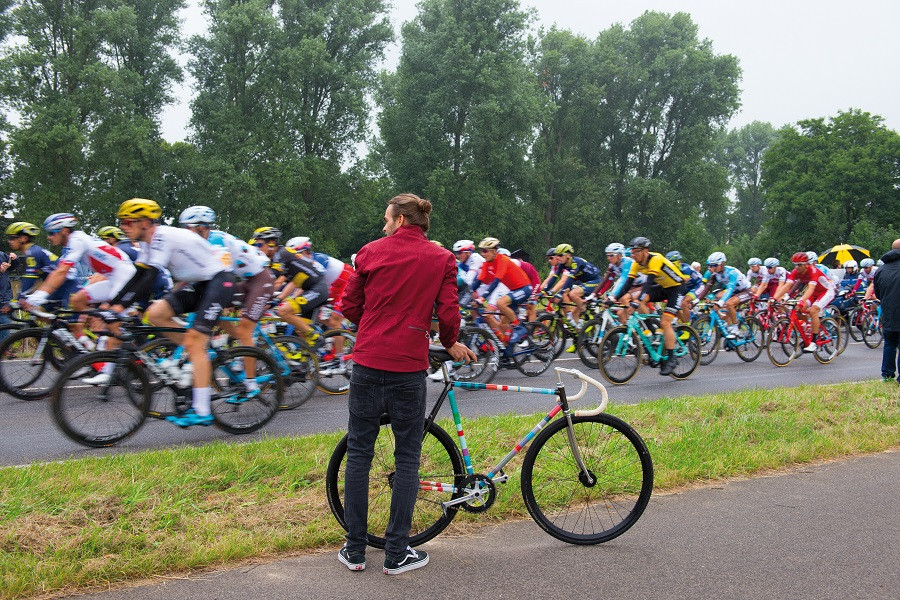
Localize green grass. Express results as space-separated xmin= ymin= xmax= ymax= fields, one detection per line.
xmin=1 ymin=380 xmax=897 ymax=598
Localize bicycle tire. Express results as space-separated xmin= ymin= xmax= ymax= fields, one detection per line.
xmin=521 ymin=413 xmax=653 ymax=545
xmin=271 ymin=335 xmax=318 ymax=410
xmin=693 ymin=316 xmax=720 ymax=366
xmin=50 ymin=350 xmax=151 ymax=447
xmin=598 ymin=326 xmax=641 ymax=385
xmin=0 ymin=328 xmax=71 ymax=400
xmin=814 ymin=317 xmax=841 ymax=364
xmin=455 ymin=325 xmax=499 ymax=384
xmin=576 ymin=317 xmax=608 ymax=370
xmin=325 ymin=417 xmax=465 ymax=549
xmin=535 ymin=311 xmax=567 ymax=358
xmin=735 ymin=316 xmax=764 ymax=362
xmin=832 ymin=315 xmax=849 ymax=355
xmin=846 ymin=307 xmax=864 ymax=342
xmin=862 ymin=314 xmax=883 ymax=349
xmin=209 ymin=346 xmax=282 ymax=434
xmin=512 ymin=321 xmax=556 ymax=376
xmin=767 ymin=318 xmax=798 ymax=367
xmin=669 ymin=325 xmax=700 ymax=379
xmin=314 ymin=329 xmax=355 ymax=395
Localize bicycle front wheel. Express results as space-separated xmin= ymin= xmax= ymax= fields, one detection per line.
xmin=271 ymin=335 xmax=318 ymax=410
xmin=669 ymin=325 xmax=701 ymax=379
xmin=210 ymin=347 xmax=282 ymax=434
xmin=735 ymin=316 xmax=765 ymax=362
xmin=767 ymin=318 xmax=798 ymax=367
xmin=521 ymin=413 xmax=653 ymax=544
xmin=534 ymin=311 xmax=567 ymax=358
xmin=814 ymin=317 xmax=841 ymax=364
xmin=693 ymin=316 xmax=719 ymax=366
xmin=50 ymin=351 xmax=151 ymax=447
xmin=862 ymin=314 xmax=883 ymax=349
xmin=0 ymin=328 xmax=71 ymax=400
xmin=846 ymin=307 xmax=864 ymax=342
xmin=315 ymin=329 xmax=355 ymax=394
xmin=455 ymin=325 xmax=499 ymax=384
xmin=325 ymin=418 xmax=464 ymax=549
xmin=576 ymin=317 xmax=607 ymax=369
xmin=512 ymin=321 xmax=556 ymax=376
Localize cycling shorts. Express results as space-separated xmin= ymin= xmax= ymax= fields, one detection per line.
xmin=163 ymin=271 xmax=236 ymax=335
xmin=282 ymin=281 xmax=329 ymax=319
xmin=641 ymin=283 xmax=685 ymax=315
xmin=811 ymin=288 xmax=836 ymax=310
xmin=237 ymin=269 xmax=275 ymax=323
xmin=574 ymin=278 xmax=602 ymax=295
xmin=505 ymin=285 xmax=533 ymax=310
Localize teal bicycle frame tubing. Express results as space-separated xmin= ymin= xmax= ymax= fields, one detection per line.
xmin=614 ymin=312 xmax=691 ymax=360
xmin=705 ymin=306 xmax=751 ymax=347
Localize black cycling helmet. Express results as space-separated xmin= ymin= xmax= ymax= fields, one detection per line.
xmin=628 ymin=236 xmax=651 ymax=249
xmin=545 ymin=247 xmax=556 ymax=257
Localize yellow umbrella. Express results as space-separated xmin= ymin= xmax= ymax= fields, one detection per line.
xmin=818 ymin=244 xmax=870 ymax=266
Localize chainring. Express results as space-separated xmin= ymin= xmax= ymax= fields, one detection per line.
xmin=460 ymin=474 xmax=496 ymax=513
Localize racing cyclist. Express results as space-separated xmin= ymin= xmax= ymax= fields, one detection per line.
xmin=470 ymin=237 xmax=532 ymax=343
xmin=772 ymin=252 xmax=837 ymax=352
xmin=545 ymin=244 xmax=601 ymax=325
xmin=5 ymin=222 xmax=74 ymax=302
xmin=693 ymin=252 xmax=753 ymax=339
xmin=603 ymin=243 xmax=646 ymax=326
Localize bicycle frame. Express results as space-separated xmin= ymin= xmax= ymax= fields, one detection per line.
xmin=611 ymin=312 xmax=690 ymax=362
xmin=703 ymin=305 xmax=753 ymax=349
xmin=421 ymin=365 xmax=608 ymax=508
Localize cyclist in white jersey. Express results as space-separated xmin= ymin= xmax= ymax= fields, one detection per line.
xmin=106 ymin=198 xmax=234 ymax=428
xmin=746 ymin=258 xmax=765 ymax=288
xmin=23 ymin=213 xmax=136 ymax=347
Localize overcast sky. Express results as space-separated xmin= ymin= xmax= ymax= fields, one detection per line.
xmin=160 ymin=0 xmax=900 ymax=141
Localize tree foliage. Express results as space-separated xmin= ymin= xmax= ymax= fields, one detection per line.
xmin=717 ymin=121 xmax=777 ymax=239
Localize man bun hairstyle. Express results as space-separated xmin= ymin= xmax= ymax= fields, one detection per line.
xmin=389 ymin=193 xmax=432 ymax=233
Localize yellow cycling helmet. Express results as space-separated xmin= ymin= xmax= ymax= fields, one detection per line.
xmin=431 ymin=240 xmax=444 ymax=248
xmin=97 ymin=226 xmax=127 ymax=240
xmin=554 ymin=243 xmax=574 ymax=255
xmin=5 ymin=222 xmax=40 ymax=237
xmin=478 ymin=237 xmax=501 ymax=250
xmin=117 ymin=198 xmax=162 ymax=220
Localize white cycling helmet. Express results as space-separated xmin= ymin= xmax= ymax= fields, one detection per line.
xmin=605 ymin=242 xmax=625 ymax=255
xmin=690 ymin=261 xmax=701 ymax=272
xmin=43 ymin=213 xmax=78 ymax=232
xmin=452 ymin=239 xmax=476 ymax=253
xmin=747 ymin=257 xmax=762 ymax=266
xmin=843 ymin=259 xmax=858 ymax=270
xmin=707 ymin=251 xmax=726 ymax=266
xmin=764 ymin=257 xmax=780 ymax=268
xmin=860 ymin=258 xmax=875 ymax=268
xmin=806 ymin=251 xmax=818 ymax=265
xmin=179 ymin=205 xmax=216 ymax=225
xmin=286 ymin=236 xmax=312 ymax=252
xmin=498 ymin=247 xmax=511 ymax=256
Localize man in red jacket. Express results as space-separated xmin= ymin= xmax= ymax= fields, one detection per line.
xmin=338 ymin=193 xmax=474 ymax=575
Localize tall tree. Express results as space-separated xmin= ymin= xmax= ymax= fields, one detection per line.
xmin=0 ymin=0 xmax=184 ymax=227
xmin=717 ymin=121 xmax=777 ymax=239
xmin=377 ymin=0 xmax=543 ymax=246
xmin=761 ymin=110 xmax=900 ymax=256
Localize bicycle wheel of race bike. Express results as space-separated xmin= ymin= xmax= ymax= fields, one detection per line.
xmin=845 ymin=307 xmax=864 ymax=342
xmin=314 ymin=329 xmax=355 ymax=395
xmin=454 ymin=325 xmax=499 ymax=384
xmin=862 ymin=314 xmax=883 ymax=349
xmin=832 ymin=315 xmax=849 ymax=355
xmin=735 ymin=316 xmax=765 ymax=362
xmin=135 ymin=338 xmax=186 ymax=418
xmin=50 ymin=351 xmax=151 ymax=447
xmin=692 ymin=316 xmax=720 ymax=366
xmin=521 ymin=413 xmax=654 ymax=545
xmin=271 ymin=335 xmax=318 ymax=410
xmin=0 ymin=328 xmax=73 ymax=400
xmin=598 ymin=326 xmax=642 ymax=385
xmin=326 ymin=418 xmax=465 ymax=549
xmin=209 ymin=347 xmax=282 ymax=434
xmin=512 ymin=321 xmax=556 ymax=376
xmin=535 ymin=311 xmax=567 ymax=358
xmin=767 ymin=318 xmax=798 ymax=367
xmin=576 ymin=318 xmax=608 ymax=370
xmin=669 ymin=325 xmax=701 ymax=379
xmin=814 ymin=317 xmax=841 ymax=364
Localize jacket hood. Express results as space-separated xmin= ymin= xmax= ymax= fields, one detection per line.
xmin=879 ymin=249 xmax=900 ymax=264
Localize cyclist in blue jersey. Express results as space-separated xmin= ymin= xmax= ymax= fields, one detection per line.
xmin=603 ymin=242 xmax=646 ymax=325
xmin=692 ymin=252 xmax=753 ymax=339
xmin=546 ymin=243 xmax=601 ymax=324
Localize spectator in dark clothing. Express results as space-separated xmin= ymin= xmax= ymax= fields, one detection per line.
xmin=873 ymin=239 xmax=900 ymax=383
xmin=338 ymin=194 xmax=475 ymax=575
xmin=0 ymin=249 xmax=15 ymax=341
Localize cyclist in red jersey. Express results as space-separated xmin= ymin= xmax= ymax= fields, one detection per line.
xmin=471 ymin=237 xmax=532 ymax=342
xmin=772 ymin=251 xmax=836 ymax=352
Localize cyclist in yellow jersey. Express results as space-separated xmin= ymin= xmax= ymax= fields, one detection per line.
xmin=621 ymin=237 xmax=686 ymax=376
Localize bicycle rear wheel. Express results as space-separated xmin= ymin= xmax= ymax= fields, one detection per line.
xmin=598 ymin=326 xmax=641 ymax=385
xmin=846 ymin=307 xmax=864 ymax=342
xmin=315 ymin=329 xmax=355 ymax=394
xmin=512 ymin=321 xmax=556 ymax=376
xmin=831 ymin=315 xmax=849 ymax=355
xmin=693 ymin=316 xmax=719 ymax=365
xmin=455 ymin=325 xmax=499 ymax=384
xmin=325 ymin=418 xmax=464 ymax=549
xmin=534 ymin=311 xmax=567 ymax=357
xmin=735 ymin=316 xmax=764 ymax=362
xmin=271 ymin=335 xmax=318 ymax=410
xmin=50 ymin=351 xmax=150 ymax=447
xmin=767 ymin=318 xmax=798 ymax=366
xmin=862 ymin=314 xmax=883 ymax=349
xmin=669 ymin=325 xmax=700 ymax=379
xmin=521 ymin=413 xmax=653 ymax=544
xmin=576 ymin=317 xmax=607 ymax=369
xmin=210 ymin=347 xmax=282 ymax=434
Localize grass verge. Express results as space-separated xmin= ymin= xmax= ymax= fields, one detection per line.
xmin=1 ymin=380 xmax=898 ymax=598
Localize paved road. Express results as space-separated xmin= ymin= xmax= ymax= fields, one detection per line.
xmin=0 ymin=341 xmax=883 ymax=466
xmin=75 ymin=451 xmax=899 ymax=600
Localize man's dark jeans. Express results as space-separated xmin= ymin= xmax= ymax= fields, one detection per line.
xmin=343 ymin=363 xmax=426 ymax=561
xmin=882 ymin=329 xmax=899 ymax=382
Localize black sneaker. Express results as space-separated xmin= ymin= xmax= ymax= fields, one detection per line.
xmin=383 ymin=546 xmax=429 ymax=575
xmin=338 ymin=546 xmax=365 ymax=571
xmin=659 ymin=356 xmax=678 ymax=376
